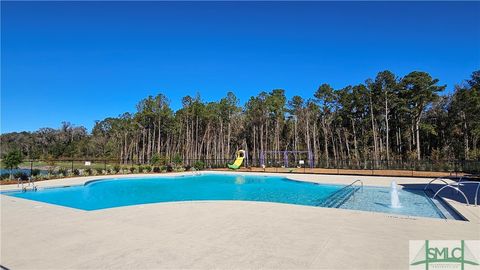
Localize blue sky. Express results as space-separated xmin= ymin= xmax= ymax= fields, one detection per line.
xmin=1 ymin=1 xmax=479 ymax=133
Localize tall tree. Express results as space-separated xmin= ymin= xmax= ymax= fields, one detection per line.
xmin=400 ymin=71 xmax=446 ymax=160
xmin=3 ymin=70 xmax=478 ymax=169
xmin=372 ymin=70 xmax=398 ymax=162
xmin=314 ymin=84 xmax=336 ymax=165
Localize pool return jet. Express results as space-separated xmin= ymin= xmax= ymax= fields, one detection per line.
xmin=228 ymin=150 xmax=245 ymax=170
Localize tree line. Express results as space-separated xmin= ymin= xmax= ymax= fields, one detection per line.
xmin=1 ymin=70 xmax=479 ymax=166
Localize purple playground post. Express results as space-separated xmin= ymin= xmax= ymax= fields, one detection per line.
xmin=308 ymin=151 xmax=313 ymax=168
xmin=261 ymin=150 xmax=313 ymax=169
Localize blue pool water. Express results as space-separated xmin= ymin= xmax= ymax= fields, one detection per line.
xmin=3 ymin=174 xmax=456 ymax=219
xmin=339 ymin=187 xmax=446 ymax=219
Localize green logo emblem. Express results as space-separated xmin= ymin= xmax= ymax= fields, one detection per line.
xmin=410 ymin=240 xmax=479 ymax=270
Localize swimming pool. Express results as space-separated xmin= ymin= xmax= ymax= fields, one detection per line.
xmin=3 ymin=174 xmax=461 ymax=219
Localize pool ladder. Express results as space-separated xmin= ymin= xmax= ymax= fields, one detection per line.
xmin=18 ymin=177 xmax=37 ymax=192
xmin=318 ymin=179 xmax=363 ymax=208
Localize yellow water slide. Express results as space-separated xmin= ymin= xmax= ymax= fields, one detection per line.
xmin=228 ymin=150 xmax=245 ymax=169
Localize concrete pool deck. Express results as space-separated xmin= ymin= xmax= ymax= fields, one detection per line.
xmin=1 ymin=172 xmax=479 ymax=269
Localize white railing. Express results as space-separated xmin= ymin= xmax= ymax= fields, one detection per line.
xmin=425 ymin=176 xmax=480 ymax=207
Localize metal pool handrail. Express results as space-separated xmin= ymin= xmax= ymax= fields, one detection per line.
xmin=432 ymin=185 xmax=470 ymax=206
xmin=455 ymin=180 xmax=480 ymax=207
xmin=424 ymin=177 xmax=452 ymax=191
xmin=334 ymin=179 xmax=363 ymax=193
xmin=317 ymin=179 xmax=363 ymax=208
xmin=321 ymin=179 xmax=363 ymax=200
xmin=18 ymin=176 xmax=37 ymax=192
xmin=324 ymin=179 xmax=363 ymax=196
xmin=348 ymin=179 xmax=364 ymax=190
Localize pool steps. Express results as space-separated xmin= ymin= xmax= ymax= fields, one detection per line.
xmin=318 ymin=180 xmax=363 ymax=208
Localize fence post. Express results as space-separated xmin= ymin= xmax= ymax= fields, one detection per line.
xmin=71 ymin=160 xmax=74 ymax=172
xmin=454 ymin=161 xmax=458 ymax=177
xmin=371 ymin=160 xmax=374 ymax=176
xmin=30 ymin=160 xmax=33 ymax=176
xmin=104 ymin=159 xmax=107 ymax=171
xmin=412 ymin=160 xmax=414 ymax=177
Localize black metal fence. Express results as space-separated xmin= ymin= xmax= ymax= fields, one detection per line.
xmin=1 ymin=157 xmax=479 ymax=180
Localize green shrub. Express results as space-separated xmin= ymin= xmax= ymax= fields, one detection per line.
xmin=174 ymin=166 xmax=185 ymax=172
xmin=14 ymin=172 xmax=29 ymax=180
xmin=153 ymin=166 xmax=161 ymax=173
xmin=144 ymin=165 xmax=152 ymax=172
xmin=166 ymin=164 xmax=173 ymax=172
xmin=150 ymin=154 xmax=160 ymax=165
xmin=150 ymin=154 xmax=167 ymax=166
xmin=172 ymin=154 xmax=182 ymax=165
xmin=31 ymin=169 xmax=41 ymax=176
xmin=113 ymin=165 xmax=121 ymax=173
xmin=442 ymin=163 xmax=452 ymax=171
xmin=73 ymin=169 xmax=80 ymax=176
xmin=193 ymin=161 xmax=205 ymax=170
xmin=58 ymin=168 xmax=68 ymax=176
xmin=85 ymin=168 xmax=93 ymax=175
xmin=1 ymin=173 xmax=10 ymax=180
xmin=96 ymin=168 xmax=103 ymax=175
xmin=138 ymin=165 xmax=144 ymax=173
xmin=431 ymin=162 xmax=441 ymax=172
xmin=2 ymin=150 xmax=23 ymax=171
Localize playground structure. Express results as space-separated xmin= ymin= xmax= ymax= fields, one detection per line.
xmin=227 ymin=150 xmax=246 ymax=170
xmin=227 ymin=150 xmax=313 ymax=170
xmin=259 ymin=150 xmax=313 ymax=169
